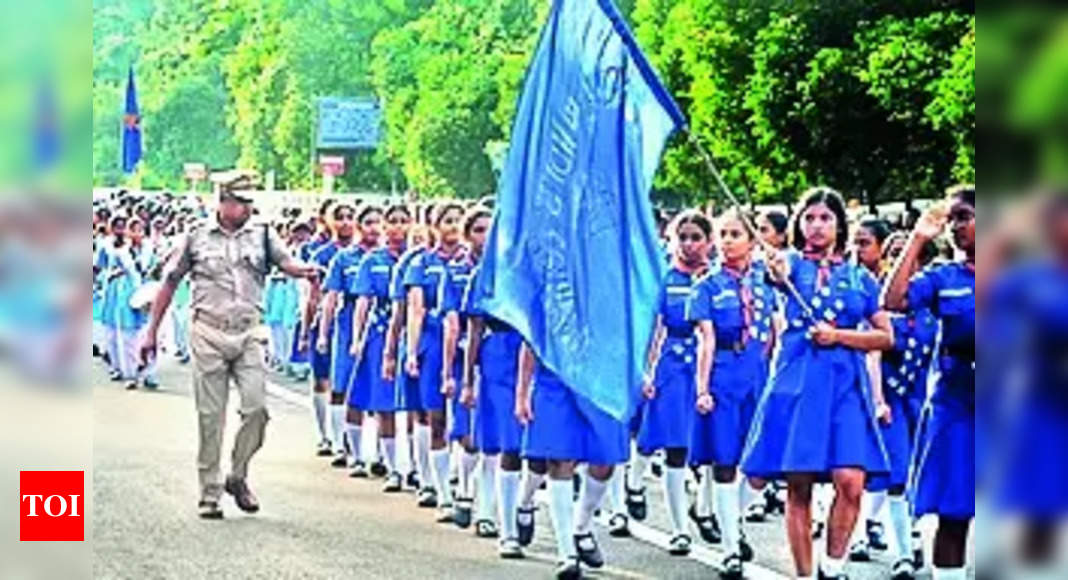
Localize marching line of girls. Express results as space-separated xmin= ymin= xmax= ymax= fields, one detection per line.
xmin=260 ymin=185 xmax=974 ymax=580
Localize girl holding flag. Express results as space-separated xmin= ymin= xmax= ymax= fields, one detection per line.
xmin=741 ymin=187 xmax=892 ymax=580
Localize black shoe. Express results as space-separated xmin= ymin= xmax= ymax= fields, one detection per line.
xmin=607 ymin=513 xmax=630 ymax=537
xmin=668 ymin=533 xmax=692 ymax=556
xmin=764 ymin=486 xmax=785 ymax=516
xmin=474 ymin=519 xmax=499 ymax=538
xmin=143 ymin=379 xmax=159 ymax=390
xmin=516 ymin=506 xmax=535 ymax=546
xmin=369 ymin=460 xmax=388 ymax=478
xmin=849 ymin=539 xmax=871 ymax=562
xmin=890 ymin=558 xmax=916 ymax=580
xmin=417 ymin=488 xmax=438 ymax=508
xmin=739 ymin=534 xmax=754 ymax=562
xmin=316 ymin=440 xmax=332 ymax=457
xmin=382 ymin=472 xmax=403 ymax=493
xmin=744 ymin=501 xmax=767 ymax=523
xmin=573 ymin=532 xmax=604 ymax=568
xmin=818 ymin=569 xmax=848 ymax=580
xmin=224 ymin=476 xmax=260 ymax=513
xmin=625 ymin=485 xmax=647 ymax=521
xmin=197 ymin=500 xmax=223 ymax=519
xmin=813 ymin=521 xmax=825 ymax=540
xmin=405 ymin=471 xmax=420 ymax=490
xmin=125 ymin=381 xmax=138 ymax=390
xmin=109 ymin=369 xmax=120 ymax=381
xmin=554 ymin=557 xmax=581 ymax=580
xmin=349 ymin=460 xmax=368 ymax=478
xmin=330 ymin=453 xmax=348 ymax=468
xmin=453 ymin=498 xmax=473 ymax=529
xmin=719 ymin=553 xmax=744 ymax=580
xmin=435 ymin=504 xmax=456 ymax=524
xmin=867 ymin=519 xmax=888 ymax=551
xmin=688 ymin=504 xmax=722 ymax=544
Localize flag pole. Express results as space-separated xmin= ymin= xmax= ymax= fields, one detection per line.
xmin=683 ymin=128 xmax=818 ymax=325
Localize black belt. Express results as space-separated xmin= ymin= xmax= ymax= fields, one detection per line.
xmin=716 ymin=340 xmax=746 ymax=354
xmin=665 ymin=328 xmax=694 ymax=339
xmin=940 ymin=345 xmax=975 ymax=362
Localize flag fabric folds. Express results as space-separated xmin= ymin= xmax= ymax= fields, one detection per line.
xmin=122 ymin=67 xmax=142 ymax=174
xmin=474 ymin=0 xmax=685 ymax=422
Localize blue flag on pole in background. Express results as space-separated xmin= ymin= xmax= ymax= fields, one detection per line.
xmin=474 ymin=0 xmax=686 ymax=422
xmin=122 ymin=67 xmax=142 ymax=174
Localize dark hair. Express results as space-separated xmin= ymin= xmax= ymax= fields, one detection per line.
xmin=319 ymin=198 xmax=336 ymax=218
xmin=882 ymin=231 xmax=938 ymax=265
xmin=674 ymin=210 xmax=712 ymax=239
xmin=109 ymin=215 xmax=127 ymax=231
xmin=946 ymin=184 xmax=974 ymax=208
xmin=434 ymin=202 xmax=465 ymax=227
xmin=463 ymin=206 xmax=492 ymax=236
xmin=790 ymin=186 xmax=850 ymax=253
xmin=716 ymin=207 xmax=757 ymax=240
xmin=478 ymin=195 xmax=496 ymax=210
xmin=332 ymin=203 xmax=355 ymax=221
xmin=291 ymin=221 xmax=312 ymax=234
xmin=357 ymin=204 xmax=382 ymax=223
xmin=384 ymin=204 xmax=411 ymax=221
xmin=858 ymin=217 xmax=893 ymax=245
xmin=761 ymin=210 xmax=789 ymax=236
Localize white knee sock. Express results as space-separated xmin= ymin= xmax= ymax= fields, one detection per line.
xmin=628 ymin=454 xmax=649 ymax=490
xmin=740 ymin=479 xmax=762 ymax=511
xmin=498 ymin=468 xmax=521 ymax=539
xmin=329 ymin=405 xmax=346 ymax=452
xmin=459 ymin=449 xmax=479 ymax=499
xmin=478 ymin=455 xmax=498 ymax=521
xmin=931 ymin=567 xmax=966 ymax=580
xmin=821 ymin=554 xmax=846 ymax=577
xmin=381 ymin=437 xmax=397 ymax=473
xmin=715 ymin=478 xmax=741 ymax=552
xmin=431 ymin=448 xmax=452 ymax=504
xmin=608 ymin=465 xmax=627 ymax=514
xmin=696 ymin=465 xmax=714 ymax=518
xmin=414 ymin=424 xmax=431 ymax=486
xmin=312 ymin=392 xmax=328 ymax=441
xmin=888 ymin=495 xmax=912 ymax=560
xmin=664 ymin=467 xmax=688 ymax=536
xmin=519 ymin=467 xmax=546 ymax=509
xmin=346 ymin=423 xmax=362 ymax=463
xmin=869 ymin=490 xmax=888 ymax=523
xmin=548 ymin=478 xmax=577 ymax=559
xmin=574 ymin=473 xmax=608 ymax=535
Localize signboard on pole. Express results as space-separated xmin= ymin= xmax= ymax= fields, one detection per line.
xmin=316 ymin=97 xmax=381 ymax=150
xmin=319 ymin=155 xmax=346 ymax=177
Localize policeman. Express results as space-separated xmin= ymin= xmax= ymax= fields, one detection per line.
xmin=141 ymin=172 xmax=316 ymax=519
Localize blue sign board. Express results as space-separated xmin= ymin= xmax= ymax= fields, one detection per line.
xmin=316 ymin=97 xmax=382 ymax=149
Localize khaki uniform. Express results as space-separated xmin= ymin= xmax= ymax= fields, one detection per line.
xmin=170 ymin=216 xmax=290 ymax=502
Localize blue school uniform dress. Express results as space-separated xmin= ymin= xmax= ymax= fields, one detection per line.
xmin=868 ymin=309 xmax=938 ymax=492
xmin=263 ymin=273 xmax=286 ymax=326
xmin=402 ymin=248 xmax=462 ymax=412
xmin=908 ymin=262 xmax=975 ymax=519
xmin=687 ymin=264 xmax=776 ymax=466
xmin=310 ymin=241 xmax=343 ymax=382
xmin=327 ymin=244 xmax=369 ymax=398
xmin=463 ymin=270 xmax=524 ymax=455
xmin=290 ymin=237 xmax=329 ymax=366
xmin=988 ymin=260 xmax=1068 ymax=517
xmin=441 ymin=253 xmax=478 ymax=441
xmin=635 ymin=267 xmax=700 ymax=454
xmin=521 ymin=359 xmax=630 ymax=465
xmin=349 ymin=246 xmax=403 ymax=412
xmin=741 ymin=252 xmax=889 ymax=480
xmin=393 ymin=247 xmax=427 ymax=411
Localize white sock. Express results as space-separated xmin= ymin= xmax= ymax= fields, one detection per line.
xmin=628 ymin=454 xmax=649 ymax=490
xmin=740 ymin=479 xmax=761 ymax=511
xmin=869 ymin=490 xmax=888 ymax=523
xmin=574 ymin=473 xmax=608 ymax=535
xmin=548 ymin=478 xmax=577 ymax=559
xmin=459 ymin=449 xmax=479 ymax=499
xmin=362 ymin=415 xmax=379 ymax=461
xmin=431 ymin=448 xmax=452 ymax=504
xmin=329 ymin=404 xmax=346 ymax=452
xmin=519 ymin=467 xmax=546 ymax=509
xmin=608 ymin=465 xmax=627 ymax=514
xmin=814 ymin=483 xmax=833 ymax=522
xmin=381 ymin=437 xmax=397 ymax=473
xmin=715 ymin=478 xmax=741 ymax=552
xmin=312 ymin=392 xmax=329 ymax=441
xmin=498 ymin=468 xmax=521 ymax=540
xmin=414 ymin=424 xmax=431 ymax=486
xmin=888 ymin=495 xmax=912 ymax=560
xmin=696 ymin=465 xmax=714 ymax=518
xmin=931 ymin=567 xmax=966 ymax=580
xmin=664 ymin=467 xmax=688 ymax=536
xmin=477 ymin=455 xmax=499 ymax=521
xmin=345 ymin=423 xmax=362 ymax=464
xmin=821 ymin=554 xmax=846 ymax=577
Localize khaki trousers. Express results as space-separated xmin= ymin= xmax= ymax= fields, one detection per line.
xmin=190 ymin=317 xmax=270 ymax=502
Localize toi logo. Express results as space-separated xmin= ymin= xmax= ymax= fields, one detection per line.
xmin=20 ymin=471 xmax=84 ymax=541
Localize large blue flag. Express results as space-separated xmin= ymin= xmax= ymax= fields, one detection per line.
xmin=474 ymin=0 xmax=685 ymax=421
xmin=122 ymin=67 xmax=142 ymax=174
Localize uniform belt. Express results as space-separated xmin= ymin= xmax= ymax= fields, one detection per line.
xmin=940 ymin=345 xmax=975 ymax=362
xmin=665 ymin=328 xmax=694 ymax=339
xmin=194 ymin=309 xmax=258 ymax=333
xmin=715 ymin=340 xmax=746 ymax=353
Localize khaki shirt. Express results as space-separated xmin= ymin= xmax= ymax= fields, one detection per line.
xmin=169 ymin=216 xmax=290 ymax=320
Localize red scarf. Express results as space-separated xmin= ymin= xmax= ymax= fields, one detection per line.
xmin=723 ymin=263 xmax=753 ymax=344
xmin=802 ymin=247 xmax=843 ymax=289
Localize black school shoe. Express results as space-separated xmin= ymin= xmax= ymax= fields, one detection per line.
xmin=224 ymin=475 xmax=260 ymax=513
xmin=197 ymin=500 xmax=223 ymax=519
xmin=625 ymin=485 xmax=647 ymax=521
xmin=688 ymin=504 xmax=722 ymax=544
xmin=517 ymin=506 xmax=536 ymax=546
xmin=555 ymin=557 xmax=581 ymax=580
xmin=573 ymin=532 xmax=604 ymax=569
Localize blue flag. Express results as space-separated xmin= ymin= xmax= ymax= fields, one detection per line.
xmin=474 ymin=0 xmax=685 ymax=421
xmin=122 ymin=67 xmax=142 ymax=174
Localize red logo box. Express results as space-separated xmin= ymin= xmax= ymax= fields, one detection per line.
xmin=20 ymin=471 xmax=84 ymax=541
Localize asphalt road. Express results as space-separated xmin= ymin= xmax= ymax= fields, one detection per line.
xmin=92 ymin=355 xmax=966 ymax=579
